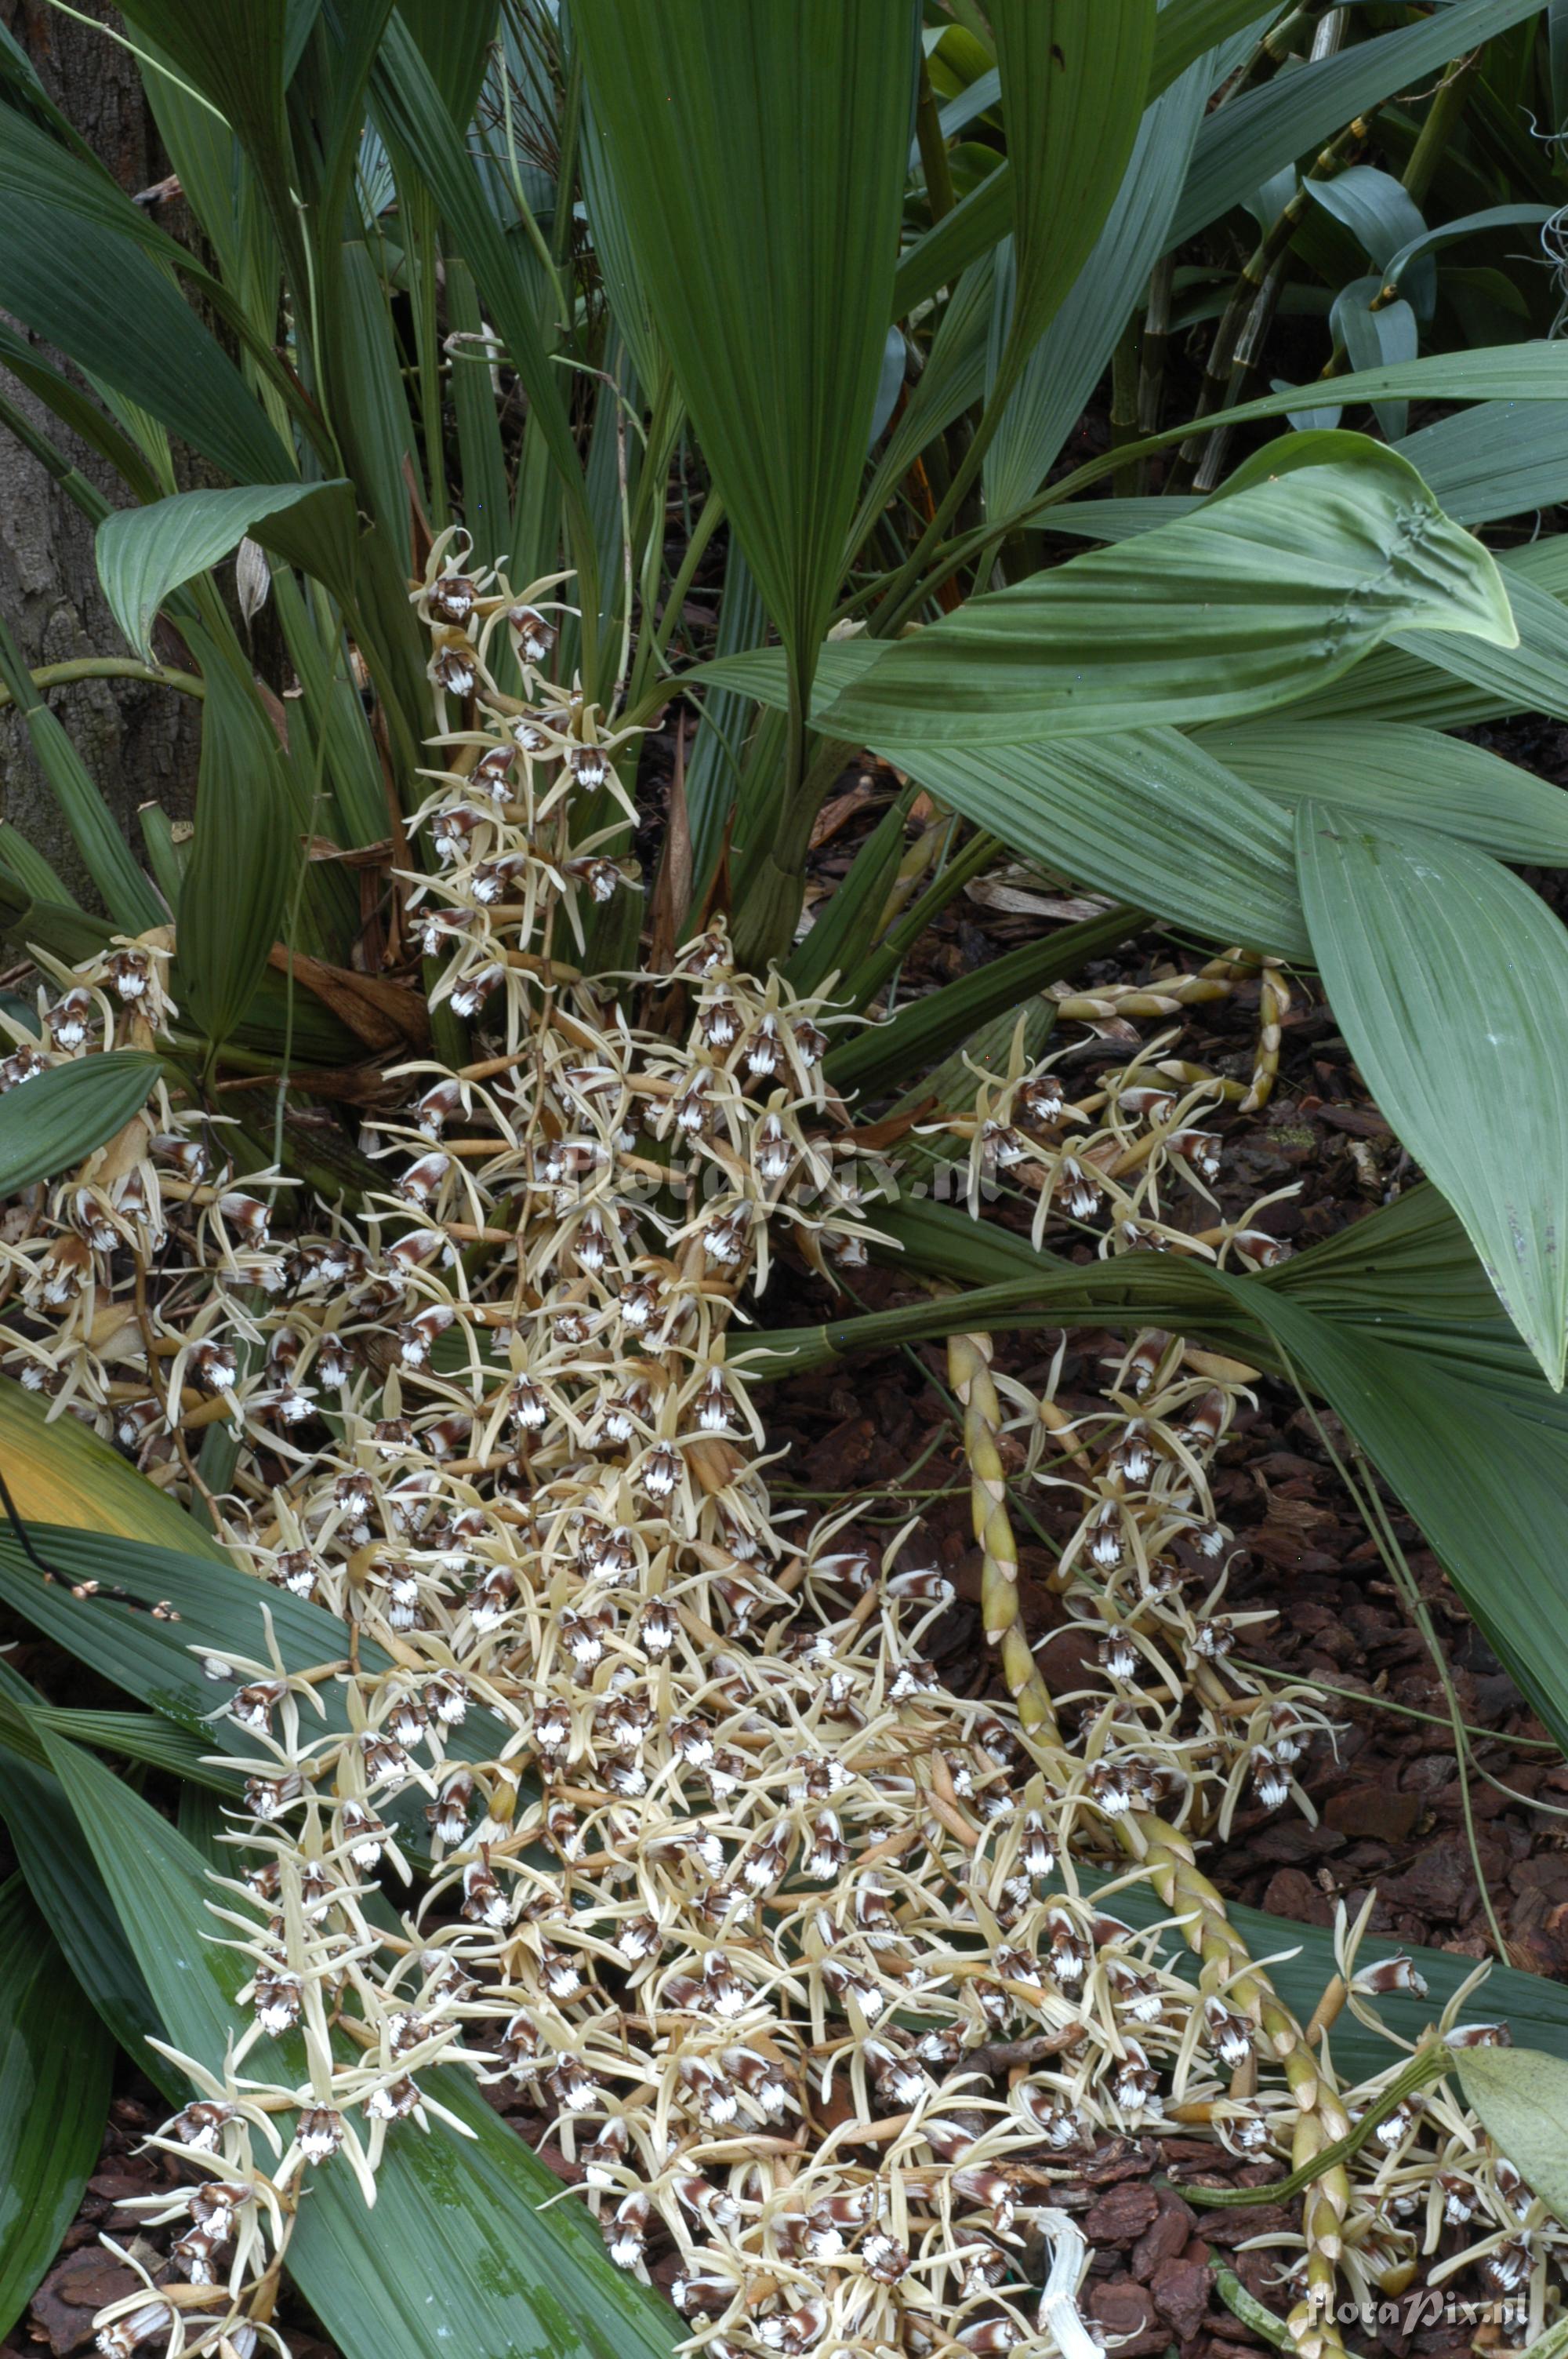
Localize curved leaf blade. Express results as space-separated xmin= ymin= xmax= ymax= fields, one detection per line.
xmin=0 ymin=1052 xmax=160 ymax=1196
xmin=1198 ymin=719 xmax=1568 ymax=866
xmin=1297 ymin=805 xmax=1568 ymax=1386
xmin=0 ymin=1876 xmax=114 ymax=2343
xmin=820 ymin=446 xmax=1517 ymax=744
xmin=1455 ymin=2046 xmax=1568 ymax=2224
xmin=0 ymin=1374 xmax=226 ymax=1553
xmin=97 ymin=482 xmax=356 ymax=664
xmin=0 ymin=106 xmax=292 ymax=486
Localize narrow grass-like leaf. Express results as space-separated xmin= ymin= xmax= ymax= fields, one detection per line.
xmin=818 ymin=447 xmax=1516 ymax=744
xmin=0 ymin=1052 xmax=160 ymax=1195
xmin=1297 ymin=805 xmax=1568 ymax=1387
xmin=0 ymin=1875 xmax=113 ymax=2343
xmin=1198 ymin=720 xmax=1568 ymax=865
xmin=573 ymin=0 xmax=912 ymax=718
xmin=96 ymin=482 xmax=356 ymax=664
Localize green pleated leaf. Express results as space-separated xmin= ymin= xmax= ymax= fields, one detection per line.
xmin=0 ymin=610 xmax=166 ymax=935
xmin=890 ymin=0 xmax=1259 ymax=322
xmin=0 ymin=822 xmax=74 ymax=908
xmin=825 ymin=904 xmax=1140 ymax=1097
xmin=1388 ymin=569 xmax=1568 ymax=725
xmin=0 ymin=1875 xmax=114 ymax=2343
xmin=1197 ymin=720 xmax=1568 ymax=866
xmin=0 ymin=1665 xmax=176 ymax=2098
xmin=1240 ymin=1283 xmax=1568 ymax=1762
xmin=0 ymin=102 xmax=292 ymax=486
xmin=784 ymin=796 xmax=909 ymax=997
xmin=876 ymin=729 xmax=1306 ymax=956
xmin=984 ymin=53 xmax=1207 ymax=518
xmin=1148 ymin=0 xmax=1278 ymax=97
xmin=0 ymin=1521 xmax=510 ymax=1776
xmin=0 ymin=1052 xmax=161 ymax=1194
xmin=1454 ymin=2048 xmax=1568 ymax=2223
xmin=176 ymin=655 xmax=296 ymax=1056
xmin=818 ymin=445 xmax=1516 ymax=745
xmin=1398 ymin=399 xmax=1568 ymax=528
xmin=96 ymin=481 xmax=357 ymax=664
xmin=572 ymin=0 xmax=912 ymax=711
xmin=114 ymin=0 xmax=294 ymax=244
xmin=38 ymin=1731 xmax=681 ymax=2359
xmin=1298 ymin=805 xmax=1568 ymax=1387
xmin=987 ymin=0 xmax=1154 ymax=401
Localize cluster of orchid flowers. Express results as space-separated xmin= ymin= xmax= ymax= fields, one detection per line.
xmin=0 ymin=534 xmax=1557 ymax=2359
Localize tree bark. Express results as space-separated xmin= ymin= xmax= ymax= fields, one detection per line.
xmin=0 ymin=1 xmax=202 ymax=905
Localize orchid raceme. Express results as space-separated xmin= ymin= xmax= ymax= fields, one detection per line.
xmin=5 ymin=8 xmax=1568 ymax=2359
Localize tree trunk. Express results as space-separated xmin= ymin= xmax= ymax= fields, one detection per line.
xmin=0 ymin=1 xmax=202 ymax=906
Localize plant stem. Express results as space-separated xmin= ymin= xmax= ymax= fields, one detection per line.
xmin=915 ymin=56 xmax=956 ymax=226
xmin=0 ymin=660 xmax=205 ymax=712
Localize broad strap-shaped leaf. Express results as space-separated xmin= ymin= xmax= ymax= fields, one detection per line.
xmin=176 ymin=650 xmax=296 ymax=1056
xmin=572 ymin=0 xmax=912 ymax=712
xmin=986 ymin=1 xmax=1154 ymax=405
xmin=0 ymin=99 xmax=293 ymax=486
xmin=0 ymin=1052 xmax=161 ymax=1196
xmin=1297 ymin=805 xmax=1568 ymax=1386
xmin=985 ymin=49 xmax=1207 ymax=518
xmin=114 ymin=0 xmax=295 ymax=256
xmin=1454 ymin=2047 xmax=1568 ymax=2224
xmin=1398 ymin=398 xmax=1568 ymax=529
xmin=890 ymin=0 xmax=1261 ymax=322
xmin=0 ymin=1875 xmax=114 ymax=2343
xmin=1198 ymin=719 xmax=1568 ymax=867
xmin=817 ymin=445 xmax=1515 ymax=745
xmin=97 ymin=482 xmax=358 ymax=664
xmin=876 ymin=728 xmax=1307 ymax=958
xmin=39 ymin=1731 xmax=681 ymax=2359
